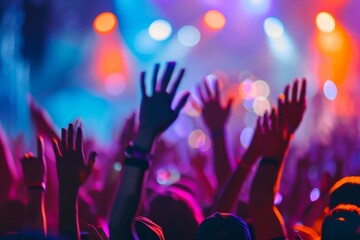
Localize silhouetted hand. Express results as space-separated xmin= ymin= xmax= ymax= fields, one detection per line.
xmin=198 ymin=78 xmax=232 ymax=132
xmin=136 ymin=62 xmax=190 ymax=149
xmin=244 ymin=117 xmax=263 ymax=160
xmin=52 ymin=124 xmax=96 ymax=188
xmin=278 ymin=79 xmax=306 ymax=138
xmin=262 ymin=108 xmax=290 ymax=161
xmin=118 ymin=112 xmax=137 ymax=150
xmin=21 ymin=136 xmax=46 ymax=186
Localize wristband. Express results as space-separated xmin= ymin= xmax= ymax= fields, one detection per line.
xmin=125 ymin=142 xmax=152 ymax=162
xmin=28 ymin=182 xmax=46 ymax=191
xmin=260 ymin=157 xmax=279 ymax=167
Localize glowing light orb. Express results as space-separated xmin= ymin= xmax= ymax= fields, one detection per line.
xmin=204 ymin=10 xmax=226 ymax=30
xmin=113 ymin=162 xmax=122 ymax=172
xmin=253 ymin=97 xmax=271 ymax=116
xmin=188 ymin=129 xmax=206 ymax=148
xmin=323 ymin=80 xmax=337 ymax=100
xmin=178 ymin=25 xmax=201 ymax=47
xmin=239 ymin=79 xmax=255 ymax=99
xmin=253 ymin=80 xmax=270 ymax=98
xmin=316 ymin=12 xmax=336 ymax=33
xmin=240 ymin=127 xmax=254 ymax=148
xmin=264 ymin=17 xmax=284 ymax=38
xmin=149 ymin=19 xmax=172 ymax=41
xmin=274 ymin=192 xmax=283 ymax=205
xmin=243 ymin=98 xmax=254 ymax=110
xmin=310 ymin=188 xmax=320 ymax=202
xmin=242 ymin=0 xmax=271 ymax=15
xmin=93 ymin=12 xmax=117 ymax=34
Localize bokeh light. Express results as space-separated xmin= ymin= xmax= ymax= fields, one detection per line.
xmin=93 ymin=12 xmax=117 ymax=34
xmin=309 ymin=188 xmax=320 ymax=202
xmin=204 ymin=10 xmax=226 ymax=30
xmin=188 ymin=129 xmax=206 ymax=148
xmin=316 ymin=12 xmax=336 ymax=33
xmin=274 ymin=192 xmax=283 ymax=205
xmin=253 ymin=97 xmax=271 ymax=116
xmin=243 ymin=98 xmax=254 ymax=110
xmin=264 ymin=17 xmax=284 ymax=38
xmin=239 ymin=79 xmax=256 ymax=99
xmin=199 ymin=135 xmax=212 ymax=152
xmin=177 ymin=25 xmax=201 ymax=47
xmin=240 ymin=127 xmax=254 ymax=148
xmin=156 ymin=167 xmax=181 ymax=185
xmin=104 ymin=73 xmax=126 ymax=96
xmin=242 ymin=0 xmax=271 ymax=15
xmin=323 ymin=80 xmax=337 ymax=100
xmin=253 ymin=80 xmax=270 ymax=98
xmin=149 ymin=19 xmax=172 ymax=41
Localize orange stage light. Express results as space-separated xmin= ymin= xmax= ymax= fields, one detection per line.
xmin=204 ymin=10 xmax=226 ymax=30
xmin=93 ymin=12 xmax=117 ymax=34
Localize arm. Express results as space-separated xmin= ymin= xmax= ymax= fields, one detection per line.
xmin=52 ymin=124 xmax=96 ymax=240
xmin=21 ymin=136 xmax=47 ymax=236
xmin=213 ymin=117 xmax=262 ymax=213
xmin=249 ymin=79 xmax=307 ymax=240
xmin=197 ymin=79 xmax=233 ymax=190
xmin=109 ymin=62 xmax=190 ymax=240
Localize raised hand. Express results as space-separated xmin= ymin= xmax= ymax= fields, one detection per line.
xmin=118 ymin=112 xmax=137 ymax=150
xmin=244 ymin=117 xmax=263 ymax=161
xmin=21 ymin=136 xmax=46 ymax=187
xmin=278 ymin=78 xmax=306 ymax=138
xmin=52 ymin=123 xmax=96 ymax=188
xmin=197 ymin=78 xmax=232 ymax=132
xmin=136 ymin=62 xmax=190 ymax=149
xmin=262 ymin=108 xmax=290 ymax=161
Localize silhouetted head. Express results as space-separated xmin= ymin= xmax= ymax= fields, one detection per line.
xmin=322 ymin=204 xmax=360 ymax=240
xmin=146 ymin=188 xmax=203 ymax=240
xmin=328 ymin=176 xmax=360 ymax=210
xmin=134 ymin=216 xmax=165 ymax=240
xmin=195 ymin=212 xmax=251 ymax=240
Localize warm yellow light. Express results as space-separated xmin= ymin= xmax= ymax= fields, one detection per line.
xmin=93 ymin=12 xmax=117 ymax=34
xmin=316 ymin=12 xmax=335 ymax=33
xmin=204 ymin=10 xmax=226 ymax=30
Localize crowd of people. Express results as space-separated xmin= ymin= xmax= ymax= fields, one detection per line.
xmin=0 ymin=62 xmax=360 ymax=239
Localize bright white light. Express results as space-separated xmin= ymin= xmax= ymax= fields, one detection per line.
xmin=253 ymin=97 xmax=271 ymax=116
xmin=149 ymin=19 xmax=172 ymax=41
xmin=310 ymin=188 xmax=320 ymax=202
xmin=268 ymin=33 xmax=296 ymax=62
xmin=240 ymin=127 xmax=254 ymax=148
xmin=177 ymin=25 xmax=201 ymax=47
xmin=113 ymin=162 xmax=122 ymax=172
xmin=323 ymin=80 xmax=337 ymax=100
xmin=316 ymin=12 xmax=336 ymax=33
xmin=264 ymin=17 xmax=284 ymax=38
xmin=253 ymin=80 xmax=270 ymax=98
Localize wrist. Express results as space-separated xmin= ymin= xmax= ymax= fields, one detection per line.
xmin=134 ymin=128 xmax=156 ymax=150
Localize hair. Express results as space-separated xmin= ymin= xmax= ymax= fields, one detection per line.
xmin=195 ymin=213 xmax=251 ymax=240
xmin=328 ymin=176 xmax=360 ymax=210
xmin=146 ymin=188 xmax=203 ymax=240
xmin=321 ymin=204 xmax=360 ymax=240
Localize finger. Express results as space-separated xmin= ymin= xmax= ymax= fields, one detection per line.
xmin=291 ymin=79 xmax=299 ymax=103
xmin=270 ymin=107 xmax=278 ymax=132
xmin=225 ymin=98 xmax=233 ymax=114
xmin=204 ymin=79 xmax=213 ymax=100
xmin=174 ymin=92 xmax=191 ymax=115
xmin=197 ymin=85 xmax=206 ymax=104
xmin=37 ymin=136 xmax=44 ymax=160
xmin=214 ymin=79 xmax=220 ymax=101
xmin=140 ymin=71 xmax=147 ymax=98
xmin=299 ymin=78 xmax=306 ymax=104
xmin=87 ymin=151 xmax=97 ymax=171
xmin=61 ymin=128 xmax=67 ymax=151
xmin=152 ymin=63 xmax=160 ymax=93
xmin=255 ymin=116 xmax=262 ymax=132
xmin=263 ymin=111 xmax=270 ymax=133
xmin=75 ymin=127 xmax=83 ymax=152
xmin=160 ymin=61 xmax=176 ymax=92
xmin=68 ymin=123 xmax=74 ymax=150
xmin=52 ymin=138 xmax=61 ymax=159
xmin=169 ymin=68 xmax=185 ymax=96
xmin=278 ymin=96 xmax=284 ymax=131
xmin=284 ymin=84 xmax=290 ymax=104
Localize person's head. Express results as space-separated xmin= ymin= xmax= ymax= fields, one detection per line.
xmin=328 ymin=176 xmax=360 ymax=210
xmin=146 ymin=188 xmax=203 ymax=240
xmin=134 ymin=216 xmax=165 ymax=240
xmin=195 ymin=212 xmax=251 ymax=240
xmin=321 ymin=204 xmax=360 ymax=240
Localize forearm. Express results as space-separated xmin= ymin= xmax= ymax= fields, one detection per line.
xmin=58 ymin=186 xmax=80 ymax=240
xmin=210 ymin=130 xmax=232 ymax=189
xmin=213 ymin=150 xmax=258 ymax=213
xmin=24 ymin=189 xmax=46 ymax=235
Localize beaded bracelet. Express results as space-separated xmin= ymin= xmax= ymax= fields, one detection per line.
xmin=28 ymin=182 xmax=46 ymax=191
xmin=260 ymin=157 xmax=279 ymax=167
xmin=124 ymin=158 xmax=150 ymax=170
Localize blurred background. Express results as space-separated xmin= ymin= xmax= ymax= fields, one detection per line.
xmin=1 ymin=0 xmax=360 ymax=205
